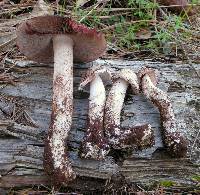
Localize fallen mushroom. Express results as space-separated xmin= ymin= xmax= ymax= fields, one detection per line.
xmin=104 ymin=69 xmax=155 ymax=149
xmin=79 ymin=66 xmax=111 ymax=160
xmin=16 ymin=15 xmax=106 ymax=185
xmin=138 ymin=67 xmax=188 ymax=157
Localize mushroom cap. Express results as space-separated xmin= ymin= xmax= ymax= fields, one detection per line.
xmin=138 ymin=67 xmax=157 ymax=87
xmin=16 ymin=15 xmax=107 ymax=63
xmin=113 ymin=69 xmax=139 ymax=94
xmin=79 ymin=65 xmax=113 ymax=90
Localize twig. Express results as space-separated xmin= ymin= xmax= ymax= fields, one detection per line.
xmin=0 ymin=5 xmax=33 ymax=15
xmin=87 ymin=12 xmax=132 ymax=19
xmin=154 ymin=0 xmax=157 ymax=21
xmin=94 ymin=4 xmax=200 ymax=12
xmin=79 ymin=3 xmax=100 ymax=23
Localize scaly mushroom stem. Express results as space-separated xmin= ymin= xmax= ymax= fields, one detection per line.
xmin=139 ymin=67 xmax=188 ymax=157
xmin=79 ymin=67 xmax=110 ymax=160
xmin=105 ymin=69 xmax=155 ymax=149
xmin=44 ymin=35 xmax=75 ymax=185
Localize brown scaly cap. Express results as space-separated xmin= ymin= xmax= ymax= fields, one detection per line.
xmin=112 ymin=69 xmax=140 ymax=94
xmin=79 ymin=65 xmax=113 ymax=90
xmin=16 ymin=15 xmax=107 ymax=63
xmin=138 ymin=66 xmax=157 ymax=90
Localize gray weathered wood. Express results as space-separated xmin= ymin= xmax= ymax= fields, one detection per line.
xmin=0 ymin=59 xmax=199 ymax=189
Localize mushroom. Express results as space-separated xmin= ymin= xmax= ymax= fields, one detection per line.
xmin=104 ymin=69 xmax=155 ymax=149
xmin=138 ymin=67 xmax=188 ymax=157
xmin=79 ymin=66 xmax=111 ymax=160
xmin=16 ymin=15 xmax=106 ymax=185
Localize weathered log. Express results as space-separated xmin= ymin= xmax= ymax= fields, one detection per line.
xmin=0 ymin=59 xmax=199 ymax=190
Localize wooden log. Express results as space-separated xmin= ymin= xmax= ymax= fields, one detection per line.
xmin=0 ymin=59 xmax=199 ymax=190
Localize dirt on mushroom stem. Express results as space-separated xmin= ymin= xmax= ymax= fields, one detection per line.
xmin=140 ymin=69 xmax=188 ymax=157
xmin=44 ymin=76 xmax=75 ymax=186
xmin=105 ymin=122 xmax=155 ymax=149
xmin=81 ymin=118 xmax=110 ymax=160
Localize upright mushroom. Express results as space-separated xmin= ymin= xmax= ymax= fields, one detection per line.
xmin=79 ymin=66 xmax=111 ymax=160
xmin=16 ymin=15 xmax=106 ymax=185
xmin=104 ymin=69 xmax=155 ymax=149
xmin=138 ymin=67 xmax=188 ymax=157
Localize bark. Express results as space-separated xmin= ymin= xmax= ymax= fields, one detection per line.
xmin=0 ymin=59 xmax=199 ymax=190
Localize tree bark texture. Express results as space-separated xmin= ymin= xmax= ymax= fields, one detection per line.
xmin=0 ymin=59 xmax=199 ymax=190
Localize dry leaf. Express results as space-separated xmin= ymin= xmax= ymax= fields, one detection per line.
xmin=76 ymin=0 xmax=91 ymax=7
xmin=32 ymin=0 xmax=54 ymax=16
xmin=135 ymin=28 xmax=152 ymax=40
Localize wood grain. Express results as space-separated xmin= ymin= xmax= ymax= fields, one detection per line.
xmin=0 ymin=59 xmax=199 ymax=189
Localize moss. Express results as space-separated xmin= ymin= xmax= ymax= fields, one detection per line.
xmin=192 ymin=175 xmax=200 ymax=182
xmin=159 ymin=180 xmax=176 ymax=187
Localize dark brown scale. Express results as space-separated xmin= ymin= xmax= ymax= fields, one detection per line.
xmin=44 ymin=105 xmax=75 ymax=186
xmin=120 ymin=125 xmax=155 ymax=149
xmin=164 ymin=132 xmax=188 ymax=157
xmin=43 ymin=139 xmax=75 ymax=187
xmin=81 ymin=118 xmax=110 ymax=160
xmin=106 ymin=122 xmax=154 ymax=149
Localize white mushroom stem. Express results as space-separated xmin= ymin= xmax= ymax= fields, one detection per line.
xmin=44 ymin=35 xmax=75 ymax=185
xmin=105 ymin=78 xmax=128 ymax=139
xmin=105 ymin=69 xmax=154 ymax=149
xmin=140 ymin=70 xmax=188 ymax=157
xmin=89 ymin=75 xmax=105 ymax=129
xmin=79 ymin=67 xmax=110 ymax=160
